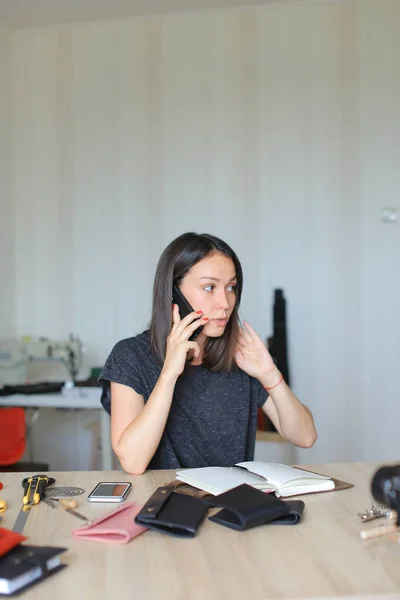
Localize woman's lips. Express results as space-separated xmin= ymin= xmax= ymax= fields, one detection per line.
xmin=212 ymin=318 xmax=227 ymax=327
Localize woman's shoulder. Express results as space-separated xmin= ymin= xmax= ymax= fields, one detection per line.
xmin=111 ymin=330 xmax=152 ymax=359
xmin=100 ymin=330 xmax=156 ymax=385
xmin=99 ymin=331 xmax=155 ymax=408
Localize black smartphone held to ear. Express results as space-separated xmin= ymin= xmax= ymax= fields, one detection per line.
xmin=172 ymin=284 xmax=204 ymax=341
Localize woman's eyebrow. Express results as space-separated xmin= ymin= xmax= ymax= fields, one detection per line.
xmin=199 ymin=276 xmax=237 ymax=282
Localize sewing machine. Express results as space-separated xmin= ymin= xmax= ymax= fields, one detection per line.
xmin=0 ymin=335 xmax=85 ymax=387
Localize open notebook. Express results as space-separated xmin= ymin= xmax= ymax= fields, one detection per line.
xmin=176 ymin=462 xmax=336 ymax=498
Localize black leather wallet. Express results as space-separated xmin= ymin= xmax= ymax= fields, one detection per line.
xmin=135 ymin=486 xmax=208 ymax=537
xmin=206 ymin=484 xmax=305 ymax=531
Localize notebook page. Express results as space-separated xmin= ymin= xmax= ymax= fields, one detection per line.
xmin=176 ymin=466 xmax=274 ymax=495
xmin=236 ymin=462 xmax=332 ymax=488
xmin=276 ymin=479 xmax=335 ymax=497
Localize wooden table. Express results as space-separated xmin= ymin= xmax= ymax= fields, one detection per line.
xmin=0 ymin=462 xmax=399 ymax=599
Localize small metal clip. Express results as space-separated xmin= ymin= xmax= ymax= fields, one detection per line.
xmin=358 ymin=504 xmax=391 ymax=522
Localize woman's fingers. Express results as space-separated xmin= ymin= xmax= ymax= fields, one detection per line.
xmin=238 ymin=328 xmax=252 ymax=346
xmin=187 ymin=341 xmax=200 ymax=358
xmin=243 ymin=320 xmax=258 ymax=341
xmin=174 ymin=310 xmax=203 ymax=336
xmin=175 ymin=313 xmax=208 ymax=340
xmin=185 ymin=315 xmax=208 ymax=336
xmin=171 ymin=304 xmax=180 ymax=328
xmin=241 ymin=329 xmax=253 ymax=345
xmin=234 ymin=346 xmax=245 ymax=365
xmin=236 ymin=339 xmax=247 ymax=350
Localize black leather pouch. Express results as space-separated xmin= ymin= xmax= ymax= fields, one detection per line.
xmin=206 ymin=484 xmax=305 ymax=531
xmin=135 ymin=486 xmax=208 ymax=537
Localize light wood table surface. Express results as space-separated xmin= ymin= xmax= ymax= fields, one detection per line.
xmin=0 ymin=462 xmax=399 ymax=600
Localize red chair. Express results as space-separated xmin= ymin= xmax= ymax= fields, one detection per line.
xmin=0 ymin=408 xmax=48 ymax=471
xmin=0 ymin=408 xmax=26 ymax=465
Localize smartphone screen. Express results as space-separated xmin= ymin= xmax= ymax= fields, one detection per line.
xmin=172 ymin=284 xmax=204 ymax=341
xmin=88 ymin=482 xmax=132 ymax=502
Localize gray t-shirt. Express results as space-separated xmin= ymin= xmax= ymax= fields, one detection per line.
xmin=99 ymin=330 xmax=268 ymax=470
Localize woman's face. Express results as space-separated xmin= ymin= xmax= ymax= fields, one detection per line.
xmin=179 ymin=252 xmax=237 ymax=337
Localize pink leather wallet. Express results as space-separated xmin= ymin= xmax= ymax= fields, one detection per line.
xmin=71 ymin=501 xmax=148 ymax=544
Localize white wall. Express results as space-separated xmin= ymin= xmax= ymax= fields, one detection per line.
xmin=0 ymin=26 xmax=14 ymax=338
xmin=4 ymin=0 xmax=400 ymax=468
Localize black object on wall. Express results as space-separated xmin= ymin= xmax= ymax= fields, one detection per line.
xmin=261 ymin=289 xmax=291 ymax=432
xmin=267 ymin=289 xmax=290 ymax=387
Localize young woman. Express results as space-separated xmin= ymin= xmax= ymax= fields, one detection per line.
xmin=99 ymin=232 xmax=316 ymax=474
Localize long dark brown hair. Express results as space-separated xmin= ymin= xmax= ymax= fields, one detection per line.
xmin=150 ymin=232 xmax=243 ymax=372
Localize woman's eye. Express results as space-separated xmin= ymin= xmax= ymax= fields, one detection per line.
xmin=204 ymin=284 xmax=236 ymax=292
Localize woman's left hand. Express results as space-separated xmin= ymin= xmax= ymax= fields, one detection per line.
xmin=234 ymin=321 xmax=278 ymax=383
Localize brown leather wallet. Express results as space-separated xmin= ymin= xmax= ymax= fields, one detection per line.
xmin=135 ymin=486 xmax=208 ymax=537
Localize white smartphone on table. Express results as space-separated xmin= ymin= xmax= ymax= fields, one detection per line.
xmin=87 ymin=481 xmax=132 ymax=503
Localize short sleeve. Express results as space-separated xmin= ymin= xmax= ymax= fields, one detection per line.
xmin=98 ymin=338 xmax=147 ymax=415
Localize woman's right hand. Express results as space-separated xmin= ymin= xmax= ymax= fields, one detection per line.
xmin=162 ymin=304 xmax=208 ymax=379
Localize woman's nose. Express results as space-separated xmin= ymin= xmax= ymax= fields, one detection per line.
xmin=216 ymin=290 xmax=230 ymax=310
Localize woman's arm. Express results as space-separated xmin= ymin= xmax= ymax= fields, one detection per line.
xmin=111 ymin=306 xmax=209 ymax=474
xmin=110 ymin=371 xmax=178 ymax=475
xmin=259 ymin=373 xmax=317 ymax=448
xmin=234 ymin=321 xmax=317 ymax=448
